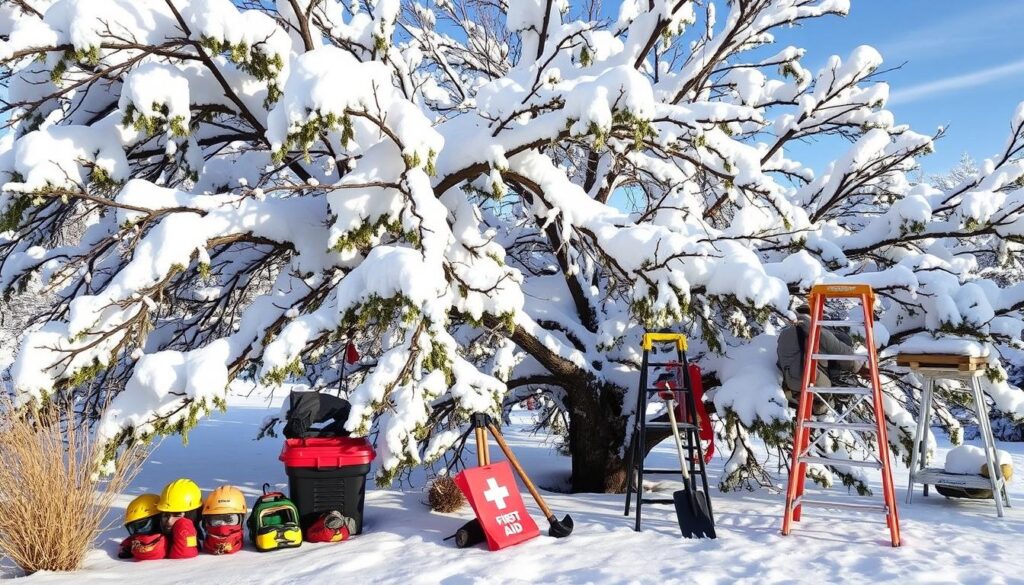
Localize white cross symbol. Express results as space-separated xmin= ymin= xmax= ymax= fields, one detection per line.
xmin=483 ymin=478 xmax=510 ymax=510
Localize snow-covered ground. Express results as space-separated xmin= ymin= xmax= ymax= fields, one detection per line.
xmin=10 ymin=390 xmax=1024 ymax=585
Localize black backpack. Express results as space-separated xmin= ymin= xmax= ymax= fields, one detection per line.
xmin=283 ymin=392 xmax=352 ymax=438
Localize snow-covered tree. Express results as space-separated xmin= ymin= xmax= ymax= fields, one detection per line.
xmin=930 ymin=153 xmax=979 ymax=192
xmin=3 ymin=0 xmax=1024 ymax=492
xmin=925 ymin=153 xmax=1024 ymax=443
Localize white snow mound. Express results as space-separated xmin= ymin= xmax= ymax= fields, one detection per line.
xmin=944 ymin=444 xmax=1012 ymax=475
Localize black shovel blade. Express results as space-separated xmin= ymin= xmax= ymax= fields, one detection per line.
xmin=673 ymin=486 xmax=716 ymax=539
xmin=547 ymin=514 xmax=574 ymax=538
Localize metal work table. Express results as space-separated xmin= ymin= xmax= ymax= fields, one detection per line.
xmin=898 ymin=353 xmax=1010 ymax=517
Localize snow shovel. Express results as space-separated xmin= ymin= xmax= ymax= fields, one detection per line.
xmin=487 ymin=422 xmax=574 ymax=538
xmin=665 ymin=395 xmax=716 ymax=539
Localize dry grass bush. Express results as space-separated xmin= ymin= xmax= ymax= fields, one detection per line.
xmin=0 ymin=394 xmax=146 ymax=574
xmin=427 ymin=474 xmax=466 ymax=513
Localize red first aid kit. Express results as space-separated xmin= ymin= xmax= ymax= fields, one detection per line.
xmin=454 ymin=462 xmax=540 ymax=551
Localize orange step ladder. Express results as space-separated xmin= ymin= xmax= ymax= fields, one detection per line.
xmin=781 ymin=284 xmax=901 ymax=547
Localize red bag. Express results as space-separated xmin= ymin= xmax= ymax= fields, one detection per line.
xmin=688 ymin=363 xmax=715 ymax=463
xmin=203 ymin=524 xmax=243 ymax=555
xmin=119 ymin=533 xmax=167 ymax=561
xmin=653 ymin=362 xmax=715 ymax=464
xmin=167 ymin=518 xmax=199 ymax=559
xmin=345 ymin=343 xmax=360 ymax=364
xmin=304 ymin=515 xmax=351 ymax=543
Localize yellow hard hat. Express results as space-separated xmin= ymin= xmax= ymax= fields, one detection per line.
xmin=125 ymin=493 xmax=161 ymax=525
xmin=157 ymin=478 xmax=203 ymax=513
xmin=203 ymin=485 xmax=247 ymax=515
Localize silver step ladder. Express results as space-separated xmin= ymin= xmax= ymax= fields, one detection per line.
xmin=899 ymin=353 xmax=1011 ymax=517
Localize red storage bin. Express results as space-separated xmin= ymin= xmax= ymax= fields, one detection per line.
xmin=280 ymin=437 xmax=375 ymax=535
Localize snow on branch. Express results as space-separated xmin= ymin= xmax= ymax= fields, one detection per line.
xmin=2 ymin=0 xmax=1024 ymax=491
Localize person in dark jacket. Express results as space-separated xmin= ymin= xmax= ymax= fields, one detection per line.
xmin=777 ymin=305 xmax=861 ymax=416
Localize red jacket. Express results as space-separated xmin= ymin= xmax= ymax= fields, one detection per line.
xmin=167 ymin=518 xmax=199 ymax=559
xmin=304 ymin=516 xmax=350 ymax=543
xmin=118 ymin=533 xmax=167 ymax=561
xmin=203 ymin=524 xmax=243 ymax=555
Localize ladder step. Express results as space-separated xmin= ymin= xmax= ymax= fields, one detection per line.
xmin=646 ymin=362 xmax=684 ymax=367
xmin=803 ymin=422 xmax=877 ymax=432
xmin=799 ymin=456 xmax=882 ymax=469
xmin=807 ymin=386 xmax=871 ymax=395
xmin=812 ymin=353 xmax=867 ymax=361
xmin=642 ymin=468 xmax=691 ymax=475
xmin=815 ymin=320 xmax=862 ymax=328
xmin=795 ymin=497 xmax=888 ymax=513
xmin=640 ymin=498 xmax=676 ymax=504
xmin=644 ymin=422 xmax=699 ymax=431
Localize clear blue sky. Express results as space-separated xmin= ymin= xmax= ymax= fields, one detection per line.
xmin=764 ymin=0 xmax=1024 ymax=175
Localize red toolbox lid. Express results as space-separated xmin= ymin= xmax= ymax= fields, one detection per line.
xmin=279 ymin=437 xmax=376 ymax=469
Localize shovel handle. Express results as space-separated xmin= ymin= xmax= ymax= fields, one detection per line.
xmin=666 ymin=399 xmax=692 ymax=483
xmin=487 ymin=423 xmax=555 ymax=520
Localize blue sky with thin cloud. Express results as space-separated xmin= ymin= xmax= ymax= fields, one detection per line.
xmin=773 ymin=1 xmax=1024 ymax=175
xmin=5 ymin=2 xmax=1019 ymax=179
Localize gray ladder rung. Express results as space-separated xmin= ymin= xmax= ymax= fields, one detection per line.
xmin=807 ymin=386 xmax=871 ymax=395
xmin=815 ymin=320 xmax=862 ymax=328
xmin=647 ymin=362 xmax=684 ymax=367
xmin=799 ymin=455 xmax=882 ymax=469
xmin=795 ymin=497 xmax=888 ymax=513
xmin=803 ymin=421 xmax=877 ymax=432
xmin=641 ymin=498 xmax=675 ymax=504
xmin=812 ymin=353 xmax=867 ymax=361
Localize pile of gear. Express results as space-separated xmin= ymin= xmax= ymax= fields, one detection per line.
xmin=119 ymin=390 xmax=372 ymax=562
xmin=120 ymin=479 xmax=356 ymax=561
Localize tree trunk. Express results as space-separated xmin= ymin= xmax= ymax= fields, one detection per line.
xmin=507 ymin=323 xmax=707 ymax=493
xmin=566 ymin=381 xmax=628 ymax=493
xmin=561 ymin=373 xmax=721 ymax=493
